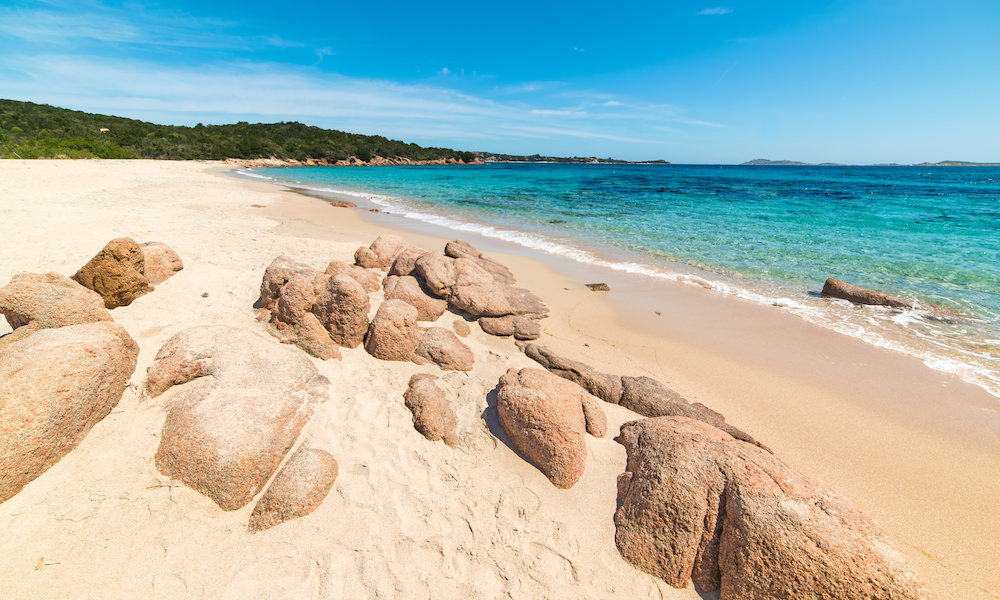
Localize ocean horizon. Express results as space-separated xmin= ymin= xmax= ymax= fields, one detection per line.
xmin=244 ymin=163 xmax=1000 ymax=400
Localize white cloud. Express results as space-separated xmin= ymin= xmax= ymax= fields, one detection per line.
xmin=697 ymin=7 xmax=732 ymax=16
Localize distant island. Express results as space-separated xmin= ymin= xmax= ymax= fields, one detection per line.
xmin=743 ymin=158 xmax=1000 ymax=166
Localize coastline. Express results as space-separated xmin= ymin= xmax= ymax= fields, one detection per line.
xmin=0 ymin=159 xmax=996 ymax=599
xmin=236 ymin=164 xmax=1000 ymax=598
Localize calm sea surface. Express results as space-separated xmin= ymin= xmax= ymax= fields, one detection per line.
xmin=249 ymin=163 xmax=1000 ymax=399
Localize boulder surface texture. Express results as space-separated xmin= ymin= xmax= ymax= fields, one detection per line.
xmin=71 ymin=237 xmax=152 ymax=308
xmin=139 ymin=241 xmax=183 ymax=285
xmin=248 ymin=446 xmax=338 ymax=532
xmin=0 ymin=321 xmax=138 ymax=503
xmin=495 ymin=367 xmax=606 ymax=488
xmin=146 ymin=326 xmax=329 ymax=510
xmin=0 ymin=272 xmax=111 ymax=346
xmin=614 ymin=417 xmax=932 ymax=600
xmin=403 ymin=374 xmax=458 ymax=446
xmin=523 ymin=343 xmax=767 ymax=451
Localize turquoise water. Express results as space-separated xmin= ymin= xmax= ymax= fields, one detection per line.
xmin=248 ymin=163 xmax=1000 ymax=397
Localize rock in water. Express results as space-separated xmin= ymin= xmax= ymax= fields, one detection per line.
xmin=495 ymin=368 xmax=606 ymax=488
xmin=71 ymin=237 xmax=151 ymax=308
xmin=0 ymin=321 xmax=138 ymax=503
xmin=248 ymin=446 xmax=338 ymax=532
xmin=0 ymin=272 xmax=111 ymax=346
xmin=585 ymin=283 xmax=610 ymax=292
xmin=147 ymin=326 xmax=330 ymax=511
xmin=821 ymin=277 xmax=919 ymax=309
xmin=614 ymin=417 xmax=932 ymax=599
xmin=139 ymin=241 xmax=183 ymax=285
xmin=403 ymin=374 xmax=458 ymax=446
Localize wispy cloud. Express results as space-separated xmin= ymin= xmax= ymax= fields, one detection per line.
xmin=697 ymin=7 xmax=732 ymax=16
xmin=0 ymin=53 xmax=716 ymax=151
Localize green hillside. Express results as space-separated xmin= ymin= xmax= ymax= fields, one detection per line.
xmin=0 ymin=99 xmax=475 ymax=162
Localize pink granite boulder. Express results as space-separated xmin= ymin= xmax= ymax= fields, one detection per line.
xmin=403 ymin=374 xmax=458 ymax=446
xmin=147 ymin=326 xmax=330 ymax=511
xmin=495 ymin=367 xmax=606 ymax=488
xmin=139 ymin=241 xmax=183 ymax=285
xmin=614 ymin=417 xmax=931 ymax=599
xmin=0 ymin=321 xmax=138 ymax=503
xmin=248 ymin=446 xmax=338 ymax=532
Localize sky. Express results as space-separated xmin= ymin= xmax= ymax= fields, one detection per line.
xmin=1 ymin=0 xmax=998 ymax=163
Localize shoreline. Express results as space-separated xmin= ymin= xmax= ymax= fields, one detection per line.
xmin=237 ymin=166 xmax=1000 ymax=401
xmin=0 ymin=159 xmax=997 ymax=599
xmin=230 ymin=164 xmax=1000 ymax=598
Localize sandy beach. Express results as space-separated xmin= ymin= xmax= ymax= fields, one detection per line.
xmin=1 ymin=159 xmax=998 ymax=599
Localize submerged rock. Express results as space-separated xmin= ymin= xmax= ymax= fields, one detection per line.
xmin=614 ymin=417 xmax=931 ymax=599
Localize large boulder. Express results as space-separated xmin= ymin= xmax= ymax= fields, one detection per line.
xmin=0 ymin=321 xmax=138 ymax=503
xmin=614 ymin=417 xmax=931 ymax=599
xmin=495 ymin=368 xmax=606 ymax=489
xmin=147 ymin=326 xmax=330 ymax=511
xmin=364 ymin=299 xmax=421 ymax=362
xmin=821 ymin=277 xmax=916 ymax=309
xmin=0 ymin=272 xmax=111 ymax=346
xmin=258 ymin=255 xmax=319 ymax=311
xmin=139 ymin=241 xmax=183 ymax=285
xmin=415 ymin=327 xmax=474 ymax=371
xmin=444 ymin=239 xmax=515 ymax=285
xmin=523 ymin=343 xmax=767 ymax=451
xmin=311 ymin=274 xmax=370 ymax=348
xmin=71 ymin=237 xmax=151 ymax=308
xmin=384 ymin=275 xmax=447 ymax=321
xmin=248 ymin=446 xmax=338 ymax=532
xmin=268 ymin=274 xmax=341 ymax=360
xmin=403 ymin=374 xmax=458 ymax=446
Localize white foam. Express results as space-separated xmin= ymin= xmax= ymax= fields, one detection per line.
xmin=255 ymin=173 xmax=1000 ymax=401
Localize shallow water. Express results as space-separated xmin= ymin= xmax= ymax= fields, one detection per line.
xmin=248 ymin=163 xmax=1000 ymax=399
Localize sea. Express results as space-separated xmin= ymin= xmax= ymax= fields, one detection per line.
xmin=242 ymin=163 xmax=1000 ymax=400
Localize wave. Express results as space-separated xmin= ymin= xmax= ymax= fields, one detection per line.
xmin=240 ymin=168 xmax=1000 ymax=400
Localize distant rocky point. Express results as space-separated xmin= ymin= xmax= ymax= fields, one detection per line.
xmin=744 ymin=158 xmax=999 ymax=166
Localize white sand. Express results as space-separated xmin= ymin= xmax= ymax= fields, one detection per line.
xmin=1 ymin=159 xmax=998 ymax=600
xmin=0 ymin=160 xmax=699 ymax=599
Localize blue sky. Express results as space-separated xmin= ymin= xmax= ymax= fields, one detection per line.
xmin=1 ymin=0 xmax=998 ymax=163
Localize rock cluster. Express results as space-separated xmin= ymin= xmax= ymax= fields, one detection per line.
xmin=0 ymin=272 xmax=138 ymax=503
xmin=614 ymin=417 xmax=932 ymax=599
xmin=147 ymin=325 xmax=330 ymax=511
xmin=523 ymin=343 xmax=766 ymax=450
xmin=495 ymin=367 xmax=606 ymax=488
xmin=364 ymin=300 xmax=474 ymax=371
xmin=354 ymin=234 xmax=418 ymax=270
xmin=412 ymin=241 xmax=547 ymax=340
xmin=403 ymin=374 xmax=458 ymax=446
xmin=258 ymin=256 xmax=371 ymax=360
